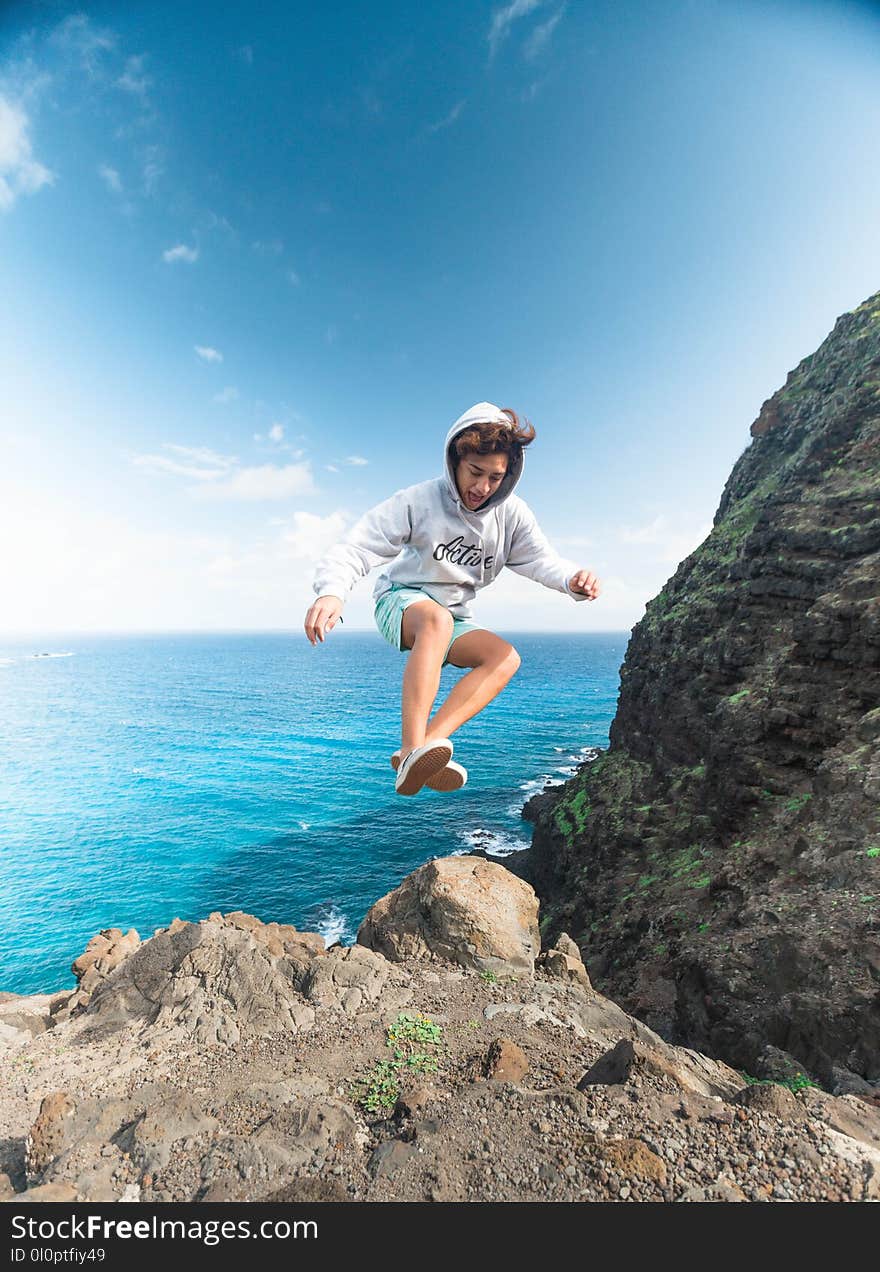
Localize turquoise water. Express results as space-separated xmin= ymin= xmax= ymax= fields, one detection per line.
xmin=0 ymin=632 xmax=626 ymax=994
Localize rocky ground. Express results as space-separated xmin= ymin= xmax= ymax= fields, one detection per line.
xmin=2 ymin=858 xmax=879 ymax=1204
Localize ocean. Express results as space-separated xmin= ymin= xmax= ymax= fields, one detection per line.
xmin=0 ymin=631 xmax=626 ymax=995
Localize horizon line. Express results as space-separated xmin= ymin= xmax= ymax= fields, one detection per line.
xmin=0 ymin=626 xmax=634 ymax=638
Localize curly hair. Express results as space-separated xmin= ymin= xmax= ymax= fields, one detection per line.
xmin=451 ymin=408 xmax=536 ymax=463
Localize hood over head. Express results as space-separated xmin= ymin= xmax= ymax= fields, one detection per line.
xmin=443 ymin=401 xmax=525 ymax=513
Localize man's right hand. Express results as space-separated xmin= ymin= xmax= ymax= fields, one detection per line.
xmin=304 ymin=595 xmax=344 ymax=645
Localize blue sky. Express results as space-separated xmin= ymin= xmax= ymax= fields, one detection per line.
xmin=1 ymin=0 xmax=879 ymax=635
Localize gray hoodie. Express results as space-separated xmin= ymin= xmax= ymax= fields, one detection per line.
xmin=311 ymin=401 xmax=586 ymax=618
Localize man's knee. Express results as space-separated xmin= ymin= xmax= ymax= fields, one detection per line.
xmin=407 ymin=603 xmax=454 ymax=643
xmin=496 ymin=643 xmax=521 ymax=682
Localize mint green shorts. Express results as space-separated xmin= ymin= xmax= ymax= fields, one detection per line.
xmin=374 ymin=585 xmax=481 ymax=665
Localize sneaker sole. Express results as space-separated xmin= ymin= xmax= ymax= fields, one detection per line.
xmin=423 ymin=761 xmax=467 ymax=792
xmin=391 ymin=753 xmax=466 ymax=792
xmin=395 ymin=742 xmax=453 ymax=796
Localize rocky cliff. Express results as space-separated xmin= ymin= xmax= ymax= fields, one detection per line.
xmin=514 ymin=291 xmax=880 ymax=1090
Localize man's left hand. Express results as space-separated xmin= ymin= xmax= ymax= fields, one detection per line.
xmin=569 ymin=569 xmax=600 ymax=600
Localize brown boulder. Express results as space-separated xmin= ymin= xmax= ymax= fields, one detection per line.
xmin=25 ymin=1093 xmax=76 ymax=1181
xmin=358 ymin=856 xmax=540 ymax=974
xmin=597 ymin=1138 xmax=667 ymax=1186
xmin=731 ymin=1082 xmax=801 ymax=1120
xmin=578 ymin=1037 xmax=742 ymax=1098
xmin=537 ymin=947 xmax=592 ymax=987
xmin=484 ymin=1038 xmax=529 ymax=1082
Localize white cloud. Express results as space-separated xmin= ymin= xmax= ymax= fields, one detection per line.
xmin=132 ymin=443 xmax=238 ymax=481
xmin=426 ymin=99 xmax=465 ymax=134
xmin=195 ymin=345 xmax=223 ymax=363
xmin=0 ymin=485 xmax=358 ymax=631
xmin=252 ymin=238 xmax=283 ymax=254
xmin=141 ymin=145 xmax=164 ymax=195
xmin=98 ymin=162 xmax=122 ymax=193
xmin=162 ymin=243 xmax=198 ymax=263
xmin=193 ymin=463 xmax=316 ymax=501
xmin=269 ymin=423 xmax=285 ymax=442
xmin=621 ymin=515 xmax=670 ymax=545
xmin=132 ymin=455 xmax=218 ymax=480
xmin=325 ymin=324 xmax=338 ymax=345
xmin=163 ymin=444 xmax=237 ymax=468
xmin=345 ymin=455 xmax=368 ymax=466
xmin=132 ymin=444 xmax=316 ymax=502
xmin=49 ymin=13 xmax=116 ymax=77
xmin=116 ymin=54 xmax=151 ymax=99
xmin=213 ymin=386 xmax=239 ymax=404
xmin=204 ymin=210 xmax=234 ymax=236
xmin=488 ymin=0 xmax=544 ymax=60
xmin=287 ymin=268 xmax=301 ymax=286
xmin=0 ymin=495 xmax=231 ymax=632
xmin=0 ymin=96 xmax=54 ymax=212
xmin=238 ymin=45 xmax=254 ymax=66
xmin=130 ymin=445 xmax=316 ymax=503
xmin=325 ymin=464 xmax=339 ymax=473
xmin=0 ymin=62 xmax=52 ymax=109
xmin=620 ymin=514 xmax=712 ymax=564
xmin=144 ymin=509 xmax=347 ymax=623
xmin=281 ymin=510 xmax=348 ymax=559
xmin=523 ymin=7 xmax=565 ymax=60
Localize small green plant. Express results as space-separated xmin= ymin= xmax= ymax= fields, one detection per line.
xmin=689 ymin=874 xmax=711 ymax=890
xmin=860 ymin=895 xmax=876 ymax=905
xmin=479 ymin=969 xmax=498 ymax=984
xmin=740 ymin=1070 xmax=818 ymax=1094
xmin=785 ymin=792 xmax=812 ymax=813
xmin=727 ymin=689 xmax=751 ymax=704
xmin=396 ymin=1050 xmax=438 ymax=1074
xmin=353 ymin=1060 xmax=401 ymax=1114
xmin=351 ymin=1012 xmax=446 ymax=1114
xmin=388 ymin=1012 xmax=443 ymax=1049
xmin=786 ymin=1074 xmax=813 ymax=1092
xmin=866 ymin=846 xmax=880 ymax=859
xmin=697 ymin=921 xmax=709 ymax=933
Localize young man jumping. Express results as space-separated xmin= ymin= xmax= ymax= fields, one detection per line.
xmin=304 ymin=402 xmax=600 ymax=795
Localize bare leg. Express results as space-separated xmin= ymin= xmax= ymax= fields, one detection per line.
xmin=424 ymin=629 xmax=520 ymax=742
xmin=399 ymin=601 xmax=454 ymax=754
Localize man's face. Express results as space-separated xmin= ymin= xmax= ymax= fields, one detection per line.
xmin=454 ymin=450 xmax=508 ymax=510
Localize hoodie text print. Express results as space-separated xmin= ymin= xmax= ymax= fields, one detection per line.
xmin=311 ymin=402 xmax=587 ymax=619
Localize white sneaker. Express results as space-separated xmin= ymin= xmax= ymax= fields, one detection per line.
xmin=391 ymin=749 xmax=467 ymax=792
xmin=394 ymin=739 xmax=454 ymax=796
